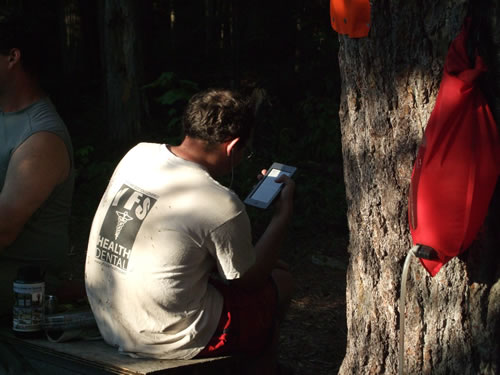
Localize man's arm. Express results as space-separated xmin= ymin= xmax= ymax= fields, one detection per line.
xmin=231 ymin=174 xmax=295 ymax=290
xmin=0 ymin=132 xmax=70 ymax=251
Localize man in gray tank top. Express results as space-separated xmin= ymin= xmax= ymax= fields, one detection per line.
xmin=0 ymin=11 xmax=75 ymax=318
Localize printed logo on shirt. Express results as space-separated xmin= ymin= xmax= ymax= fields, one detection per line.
xmin=95 ymin=184 xmax=157 ymax=271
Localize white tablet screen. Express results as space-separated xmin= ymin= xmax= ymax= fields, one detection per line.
xmin=250 ymin=169 xmax=292 ymax=203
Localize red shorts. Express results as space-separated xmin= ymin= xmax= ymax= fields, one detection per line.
xmin=196 ymin=278 xmax=278 ymax=358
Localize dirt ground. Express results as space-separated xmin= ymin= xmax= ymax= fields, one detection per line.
xmin=278 ymin=247 xmax=347 ymax=375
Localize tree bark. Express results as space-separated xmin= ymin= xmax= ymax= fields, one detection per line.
xmin=101 ymin=0 xmax=145 ymax=143
xmin=338 ymin=1 xmax=500 ymax=374
xmin=58 ymin=0 xmax=83 ymax=79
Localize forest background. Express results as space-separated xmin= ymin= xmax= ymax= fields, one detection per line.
xmin=4 ymin=0 xmax=348 ymax=373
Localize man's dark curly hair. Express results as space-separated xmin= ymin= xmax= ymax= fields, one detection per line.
xmin=182 ymin=89 xmax=255 ymax=148
xmin=0 ymin=10 xmax=42 ymax=76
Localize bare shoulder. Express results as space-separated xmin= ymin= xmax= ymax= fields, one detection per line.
xmin=12 ymin=131 xmax=70 ymax=183
xmin=17 ymin=131 xmax=68 ymax=155
xmin=2 ymin=131 xmax=70 ymax=211
xmin=0 ymin=132 xmax=71 ymax=246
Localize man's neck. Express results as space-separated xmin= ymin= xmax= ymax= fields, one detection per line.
xmin=0 ymin=75 xmax=44 ymax=113
xmin=170 ymin=137 xmax=228 ymax=177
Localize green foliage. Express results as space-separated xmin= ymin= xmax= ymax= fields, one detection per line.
xmin=143 ymin=72 xmax=198 ymax=106
xmin=74 ymin=145 xmax=94 ymax=166
xmin=74 ymin=145 xmax=115 ymax=182
xmin=72 ymin=144 xmax=117 ymax=218
xmin=143 ymin=72 xmax=199 ymax=133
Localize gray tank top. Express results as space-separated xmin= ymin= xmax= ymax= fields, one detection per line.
xmin=0 ymin=98 xmax=75 ymax=272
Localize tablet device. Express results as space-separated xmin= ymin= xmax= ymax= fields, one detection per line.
xmin=244 ymin=163 xmax=296 ymax=209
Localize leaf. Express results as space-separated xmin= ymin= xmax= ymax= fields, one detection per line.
xmin=142 ymin=72 xmax=175 ymax=89
xmin=167 ymin=117 xmax=180 ymax=129
xmin=75 ymin=145 xmax=94 ymax=158
xmin=156 ymin=88 xmax=193 ymax=105
xmin=179 ymin=79 xmax=199 ymax=91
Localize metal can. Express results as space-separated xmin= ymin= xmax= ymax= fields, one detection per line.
xmin=45 ymin=295 xmax=58 ymax=315
xmin=13 ymin=265 xmax=45 ymax=338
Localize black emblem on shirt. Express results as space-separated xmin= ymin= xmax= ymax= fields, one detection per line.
xmin=95 ymin=184 xmax=157 ymax=271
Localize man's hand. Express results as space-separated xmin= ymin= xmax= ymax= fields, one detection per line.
xmin=257 ymin=168 xmax=295 ymax=218
xmin=274 ymin=173 xmax=295 ymax=218
xmin=0 ymin=132 xmax=70 ymax=249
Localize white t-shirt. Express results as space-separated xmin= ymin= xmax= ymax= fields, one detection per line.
xmin=85 ymin=143 xmax=255 ymax=359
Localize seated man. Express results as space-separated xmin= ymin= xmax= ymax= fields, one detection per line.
xmin=0 ymin=11 xmax=75 ymax=317
xmin=85 ymin=89 xmax=294 ymax=373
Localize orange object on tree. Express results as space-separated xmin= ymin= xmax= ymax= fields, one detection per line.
xmin=330 ymin=0 xmax=371 ymax=38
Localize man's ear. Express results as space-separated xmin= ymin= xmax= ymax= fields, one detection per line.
xmin=7 ymin=48 xmax=21 ymax=68
xmin=225 ymin=137 xmax=241 ymax=157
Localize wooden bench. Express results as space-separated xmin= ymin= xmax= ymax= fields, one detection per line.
xmin=0 ymin=326 xmax=244 ymax=374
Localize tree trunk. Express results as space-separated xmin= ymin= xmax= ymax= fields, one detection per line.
xmin=101 ymin=0 xmax=145 ymax=143
xmin=338 ymin=1 xmax=500 ymax=374
xmin=58 ymin=0 xmax=83 ymax=80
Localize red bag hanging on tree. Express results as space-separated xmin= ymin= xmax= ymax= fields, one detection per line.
xmin=408 ymin=21 xmax=500 ymax=276
xmin=330 ymin=0 xmax=371 ymax=38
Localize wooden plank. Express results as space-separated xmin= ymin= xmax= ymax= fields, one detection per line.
xmin=0 ymin=326 xmax=238 ymax=374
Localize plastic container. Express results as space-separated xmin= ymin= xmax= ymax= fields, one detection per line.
xmin=42 ymin=309 xmax=97 ymax=331
xmin=42 ymin=308 xmax=98 ymax=342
